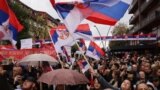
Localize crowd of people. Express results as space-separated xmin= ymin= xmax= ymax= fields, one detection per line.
xmin=0 ymin=51 xmax=160 ymax=90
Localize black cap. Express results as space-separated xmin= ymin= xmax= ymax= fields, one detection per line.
xmin=25 ymin=77 xmax=36 ymax=83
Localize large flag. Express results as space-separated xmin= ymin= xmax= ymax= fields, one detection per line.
xmin=0 ymin=0 xmax=23 ymax=45
xmin=50 ymin=26 xmax=74 ymax=52
xmin=86 ymin=0 xmax=131 ymax=25
xmin=50 ymin=24 xmax=92 ymax=52
xmin=86 ymin=41 xmax=105 ymax=60
xmin=19 ymin=0 xmax=130 ymax=33
xmin=54 ymin=0 xmax=131 ymax=33
xmin=74 ymin=24 xmax=93 ymax=40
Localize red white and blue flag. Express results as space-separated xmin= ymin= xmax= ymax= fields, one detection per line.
xmin=76 ymin=39 xmax=86 ymax=54
xmin=54 ymin=0 xmax=131 ymax=33
xmin=0 ymin=0 xmax=23 ymax=45
xmin=61 ymin=46 xmax=71 ymax=63
xmin=77 ymin=59 xmax=89 ymax=73
xmin=50 ymin=24 xmax=92 ymax=52
xmin=79 ymin=39 xmax=86 ymax=51
xmin=19 ymin=0 xmax=131 ymax=33
xmin=86 ymin=41 xmax=105 ymax=60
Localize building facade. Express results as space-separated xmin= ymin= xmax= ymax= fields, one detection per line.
xmin=128 ymin=0 xmax=160 ymax=47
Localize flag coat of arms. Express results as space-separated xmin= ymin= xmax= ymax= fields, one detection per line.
xmin=50 ymin=24 xmax=92 ymax=52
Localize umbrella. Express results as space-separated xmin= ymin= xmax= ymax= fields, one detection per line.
xmin=18 ymin=53 xmax=58 ymax=66
xmin=38 ymin=69 xmax=89 ymax=85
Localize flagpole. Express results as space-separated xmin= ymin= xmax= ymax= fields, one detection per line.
xmin=94 ymin=25 xmax=105 ymax=48
xmin=74 ymin=41 xmax=94 ymax=72
xmin=47 ymin=29 xmax=64 ymax=68
xmin=52 ymin=23 xmax=94 ymax=72
xmin=68 ymin=32 xmax=94 ymax=73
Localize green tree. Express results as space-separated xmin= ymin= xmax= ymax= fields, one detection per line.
xmin=8 ymin=0 xmax=57 ymax=42
xmin=112 ymin=23 xmax=129 ymax=35
xmin=109 ymin=23 xmax=130 ymax=48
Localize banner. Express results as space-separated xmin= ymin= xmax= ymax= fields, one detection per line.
xmin=31 ymin=34 xmax=157 ymax=43
xmin=94 ymin=34 xmax=157 ymax=41
xmin=0 ymin=48 xmax=57 ymax=60
xmin=0 ymin=45 xmax=14 ymax=50
xmin=21 ymin=38 xmax=33 ymax=49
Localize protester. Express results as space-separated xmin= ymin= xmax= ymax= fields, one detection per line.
xmin=136 ymin=82 xmax=148 ymax=90
xmin=0 ymin=51 xmax=160 ymax=90
xmin=22 ymin=77 xmax=37 ymax=90
xmin=120 ymin=79 xmax=132 ymax=90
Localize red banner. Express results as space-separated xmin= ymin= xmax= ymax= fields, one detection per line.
xmin=0 ymin=48 xmax=57 ymax=61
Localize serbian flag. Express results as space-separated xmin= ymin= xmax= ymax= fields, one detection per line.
xmin=86 ymin=0 xmax=131 ymax=25
xmin=54 ymin=0 xmax=131 ymax=33
xmin=61 ymin=46 xmax=71 ymax=63
xmin=76 ymin=39 xmax=86 ymax=54
xmin=79 ymin=39 xmax=86 ymax=51
xmin=0 ymin=0 xmax=23 ymax=45
xmin=77 ymin=59 xmax=90 ymax=73
xmin=50 ymin=26 xmax=75 ymax=53
xmin=50 ymin=24 xmax=92 ymax=52
xmin=86 ymin=41 xmax=105 ymax=60
xmin=74 ymin=24 xmax=93 ymax=40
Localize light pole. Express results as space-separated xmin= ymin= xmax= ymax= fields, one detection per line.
xmin=94 ymin=25 xmax=105 ymax=48
xmin=105 ymin=26 xmax=112 ymax=48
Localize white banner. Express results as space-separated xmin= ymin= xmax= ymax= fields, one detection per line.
xmin=21 ymin=38 xmax=33 ymax=49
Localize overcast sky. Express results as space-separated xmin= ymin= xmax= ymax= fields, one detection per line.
xmin=46 ymin=4 xmax=132 ymax=48
xmin=84 ymin=10 xmax=132 ymax=48
xmin=19 ymin=0 xmax=132 ymax=48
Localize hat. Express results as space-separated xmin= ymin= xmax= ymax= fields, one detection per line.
xmin=25 ymin=77 xmax=36 ymax=83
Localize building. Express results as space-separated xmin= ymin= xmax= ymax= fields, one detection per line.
xmin=128 ymin=0 xmax=160 ymax=49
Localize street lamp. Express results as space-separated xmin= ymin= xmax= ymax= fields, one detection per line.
xmin=105 ymin=26 xmax=112 ymax=48
xmin=94 ymin=25 xmax=105 ymax=48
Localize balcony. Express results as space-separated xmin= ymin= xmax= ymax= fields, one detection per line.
xmin=129 ymin=11 xmax=139 ymax=24
xmin=129 ymin=10 xmax=160 ymax=34
xmin=141 ymin=10 xmax=160 ymax=29
xmin=140 ymin=0 xmax=159 ymax=13
xmin=128 ymin=0 xmax=138 ymax=14
xmin=128 ymin=24 xmax=140 ymax=34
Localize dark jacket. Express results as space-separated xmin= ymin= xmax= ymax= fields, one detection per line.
xmin=0 ymin=75 xmax=13 ymax=90
xmin=97 ymin=74 xmax=119 ymax=90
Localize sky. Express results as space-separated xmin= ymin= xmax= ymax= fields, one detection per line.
xmin=84 ymin=10 xmax=132 ymax=48
xmin=19 ymin=0 xmax=132 ymax=48
xmin=48 ymin=8 xmax=132 ymax=48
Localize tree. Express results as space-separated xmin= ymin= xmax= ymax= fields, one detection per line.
xmin=8 ymin=0 xmax=58 ymax=42
xmin=109 ymin=23 xmax=130 ymax=49
xmin=112 ymin=23 xmax=129 ymax=35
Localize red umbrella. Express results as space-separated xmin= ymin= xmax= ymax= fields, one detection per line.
xmin=38 ymin=69 xmax=89 ymax=85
